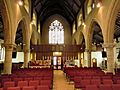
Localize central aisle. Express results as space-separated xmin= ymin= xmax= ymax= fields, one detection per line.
xmin=53 ymin=70 xmax=74 ymax=90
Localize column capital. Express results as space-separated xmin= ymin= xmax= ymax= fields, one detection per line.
xmin=102 ymin=43 xmax=116 ymax=48
xmin=85 ymin=49 xmax=91 ymax=52
xmin=24 ymin=49 xmax=30 ymax=53
xmin=3 ymin=43 xmax=16 ymax=51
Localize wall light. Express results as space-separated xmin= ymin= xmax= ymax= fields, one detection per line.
xmin=82 ymin=22 xmax=86 ymax=27
xmin=18 ymin=0 xmax=23 ymax=6
xmin=92 ymin=3 xmax=95 ymax=8
xmin=96 ymin=2 xmax=101 ymax=8
xmin=82 ymin=22 xmax=85 ymax=26
xmin=31 ymin=21 xmax=34 ymax=25
xmin=96 ymin=0 xmax=102 ymax=8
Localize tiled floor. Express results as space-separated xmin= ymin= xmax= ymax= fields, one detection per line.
xmin=53 ymin=70 xmax=74 ymax=90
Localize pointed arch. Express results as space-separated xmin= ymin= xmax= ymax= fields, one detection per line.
xmin=0 ymin=0 xmax=12 ymax=44
xmin=15 ymin=17 xmax=30 ymax=52
xmin=86 ymin=20 xmax=103 ymax=50
xmin=24 ymin=0 xmax=31 ymax=14
xmin=107 ymin=0 xmax=120 ymax=43
xmin=30 ymin=25 xmax=37 ymax=45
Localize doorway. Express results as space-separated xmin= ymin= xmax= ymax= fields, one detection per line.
xmin=53 ymin=56 xmax=63 ymax=70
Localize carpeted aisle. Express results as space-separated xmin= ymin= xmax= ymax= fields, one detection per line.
xmin=53 ymin=70 xmax=74 ymax=90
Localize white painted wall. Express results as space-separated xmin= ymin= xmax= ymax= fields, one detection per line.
xmin=12 ymin=52 xmax=24 ymax=63
xmin=0 ymin=51 xmax=24 ymax=63
xmin=91 ymin=51 xmax=105 ymax=67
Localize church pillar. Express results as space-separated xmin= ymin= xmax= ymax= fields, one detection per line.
xmin=78 ymin=53 xmax=81 ymax=67
xmin=24 ymin=49 xmax=30 ymax=68
xmin=84 ymin=49 xmax=91 ymax=67
xmin=3 ymin=44 xmax=15 ymax=74
xmin=103 ymin=43 xmax=115 ymax=73
xmin=32 ymin=52 xmax=36 ymax=61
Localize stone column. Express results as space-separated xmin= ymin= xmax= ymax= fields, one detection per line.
xmin=3 ymin=44 xmax=15 ymax=74
xmin=24 ymin=49 xmax=30 ymax=68
xmin=87 ymin=50 xmax=92 ymax=67
xmin=32 ymin=52 xmax=36 ymax=61
xmin=103 ymin=43 xmax=115 ymax=73
xmin=78 ymin=53 xmax=81 ymax=67
xmin=84 ymin=49 xmax=91 ymax=67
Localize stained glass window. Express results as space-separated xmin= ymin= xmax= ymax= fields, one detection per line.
xmin=49 ymin=20 xmax=64 ymax=44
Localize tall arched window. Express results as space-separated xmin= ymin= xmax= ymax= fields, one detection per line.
xmin=49 ymin=20 xmax=64 ymax=44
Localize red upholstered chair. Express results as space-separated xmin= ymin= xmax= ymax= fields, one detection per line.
xmin=112 ymin=84 xmax=120 ymax=90
xmin=74 ymin=77 xmax=82 ymax=82
xmin=24 ymin=77 xmax=33 ymax=81
xmin=91 ymin=79 xmax=101 ymax=86
xmin=85 ymin=85 xmax=99 ymax=90
xmin=102 ymin=79 xmax=113 ymax=85
xmin=74 ymin=77 xmax=82 ymax=89
xmin=37 ymin=85 xmax=49 ymax=90
xmin=0 ymin=83 xmax=1 ymax=88
xmin=2 ymin=78 xmax=12 ymax=85
xmin=112 ymin=76 xmax=120 ymax=84
xmin=68 ymin=71 xmax=75 ymax=81
xmin=17 ymin=81 xmax=28 ymax=88
xmin=29 ymin=80 xmax=39 ymax=88
xmin=92 ymin=76 xmax=101 ymax=80
xmin=13 ymin=77 xmax=23 ymax=81
xmin=40 ymin=80 xmax=52 ymax=89
xmin=116 ymin=80 xmax=120 ymax=84
xmin=13 ymin=78 xmax=23 ymax=83
xmin=0 ymin=88 xmax=3 ymax=90
xmin=43 ymin=77 xmax=52 ymax=80
xmin=22 ymin=86 xmax=35 ymax=90
xmin=34 ymin=77 xmax=42 ymax=81
xmin=99 ymin=85 xmax=112 ymax=90
xmin=3 ymin=81 xmax=15 ymax=89
xmin=83 ymin=76 xmax=92 ymax=80
xmin=7 ymin=87 xmax=20 ymax=90
xmin=101 ymin=75 xmax=112 ymax=80
xmin=80 ymin=79 xmax=91 ymax=88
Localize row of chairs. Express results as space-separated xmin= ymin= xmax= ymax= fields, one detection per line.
xmin=74 ymin=79 xmax=115 ymax=89
xmin=64 ymin=67 xmax=106 ymax=82
xmin=63 ymin=67 xmax=120 ymax=82
xmin=0 ymin=85 xmax=49 ymax=90
xmin=85 ymin=84 xmax=120 ymax=90
xmin=68 ymin=74 xmax=114 ymax=82
xmin=0 ymin=68 xmax=53 ymax=90
xmin=1 ymin=76 xmax=53 ymax=84
xmin=2 ymin=80 xmax=52 ymax=89
xmin=0 ymin=68 xmax=53 ymax=79
xmin=64 ymin=67 xmax=103 ymax=75
xmin=10 ymin=68 xmax=53 ymax=77
xmin=63 ymin=67 xmax=120 ymax=90
xmin=74 ymin=77 xmax=120 ymax=86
